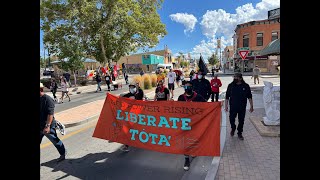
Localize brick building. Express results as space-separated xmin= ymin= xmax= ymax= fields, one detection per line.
xmin=233 ymin=8 xmax=280 ymax=73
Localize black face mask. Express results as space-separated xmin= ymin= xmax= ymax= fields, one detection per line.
xmin=184 ymin=86 xmax=193 ymax=95
xmin=233 ymin=79 xmax=240 ymax=83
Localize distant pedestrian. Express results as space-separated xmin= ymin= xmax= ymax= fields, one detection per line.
xmin=210 ymin=74 xmax=222 ymax=102
xmin=120 ymin=82 xmax=144 ymax=152
xmin=252 ymin=65 xmax=261 ymax=84
xmin=225 ymin=73 xmax=254 ymax=140
xmin=40 ymin=83 xmax=66 ymax=163
xmin=95 ymin=73 xmax=102 ymax=92
xmin=124 ymin=73 xmax=129 ymax=85
xmin=211 ymin=67 xmax=215 ymax=77
xmin=154 ymin=80 xmax=170 ymax=101
xmin=50 ymin=78 xmax=58 ymax=102
xmin=105 ymin=72 xmax=111 ymax=91
xmin=60 ymin=77 xmax=71 ymax=103
xmin=167 ymin=69 xmax=176 ymax=99
xmin=63 ymin=72 xmax=71 ymax=87
xmin=140 ymin=70 xmax=145 ymax=76
xmin=176 ymin=72 xmax=181 ymax=87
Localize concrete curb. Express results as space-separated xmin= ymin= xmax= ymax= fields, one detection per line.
xmin=64 ymin=113 xmax=100 ymax=128
xmin=205 ymin=93 xmax=227 ymax=180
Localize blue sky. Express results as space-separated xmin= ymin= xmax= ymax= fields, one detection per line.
xmin=40 ymin=0 xmax=280 ymax=60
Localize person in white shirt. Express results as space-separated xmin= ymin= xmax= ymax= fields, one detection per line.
xmin=167 ymin=68 xmax=176 ymax=98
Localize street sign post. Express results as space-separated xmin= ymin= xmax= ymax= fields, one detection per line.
xmin=238 ymin=50 xmax=249 ymax=74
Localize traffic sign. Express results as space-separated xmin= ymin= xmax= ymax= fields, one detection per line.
xmin=238 ymin=50 xmax=249 ymax=60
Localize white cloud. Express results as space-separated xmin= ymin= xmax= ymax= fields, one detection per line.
xmin=169 ymin=13 xmax=198 ymax=34
xmin=200 ymin=0 xmax=280 ymax=40
xmin=190 ymin=0 xmax=280 ymax=60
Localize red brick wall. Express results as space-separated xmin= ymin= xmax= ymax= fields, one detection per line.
xmin=236 ymin=20 xmax=280 ymax=51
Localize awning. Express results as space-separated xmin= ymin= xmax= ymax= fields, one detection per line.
xmin=260 ymin=38 xmax=280 ymax=56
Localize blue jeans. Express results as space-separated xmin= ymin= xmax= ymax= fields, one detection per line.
xmin=97 ymin=82 xmax=101 ymax=91
xmin=40 ymin=126 xmax=66 ymax=156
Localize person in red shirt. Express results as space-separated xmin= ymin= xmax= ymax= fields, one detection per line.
xmin=210 ymin=74 xmax=222 ymax=102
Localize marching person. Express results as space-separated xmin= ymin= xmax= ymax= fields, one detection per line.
xmin=95 ymin=72 xmax=102 ymax=92
xmin=40 ymin=83 xmax=67 ymax=163
xmin=210 ymin=74 xmax=222 ymax=102
xmin=154 ymin=80 xmax=170 ymax=101
xmin=120 ymin=82 xmax=144 ymax=152
xmin=177 ymin=81 xmax=206 ymax=171
xmin=192 ymin=69 xmax=211 ymax=101
xmin=167 ymin=69 xmax=176 ymax=99
xmin=225 ymin=73 xmax=254 ymax=140
xmin=105 ymin=72 xmax=112 ymax=91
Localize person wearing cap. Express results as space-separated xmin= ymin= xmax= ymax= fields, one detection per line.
xmin=154 ymin=80 xmax=170 ymax=101
xmin=40 ymin=83 xmax=67 ymax=162
xmin=120 ymin=82 xmax=144 ymax=152
xmin=252 ymin=65 xmax=261 ymax=84
xmin=177 ymin=81 xmax=206 ymax=171
xmin=192 ymin=69 xmax=212 ymax=101
xmin=210 ymin=74 xmax=222 ymax=102
xmin=167 ymin=68 xmax=176 ymax=99
xmin=225 ymin=73 xmax=254 ymax=140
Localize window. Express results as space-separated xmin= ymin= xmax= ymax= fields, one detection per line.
xmin=243 ymin=34 xmax=249 ymax=47
xmin=256 ymin=33 xmax=263 ymax=46
xmin=272 ymin=32 xmax=278 ymax=41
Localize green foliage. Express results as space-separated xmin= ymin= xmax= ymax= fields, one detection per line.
xmin=208 ymin=54 xmax=219 ymax=66
xmin=40 ymin=0 xmax=167 ymax=65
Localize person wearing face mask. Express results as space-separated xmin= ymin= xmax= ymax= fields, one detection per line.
xmin=225 ymin=73 xmax=254 ymax=141
xmin=120 ymin=82 xmax=144 ymax=152
xmin=191 ymin=69 xmax=212 ymax=101
xmin=177 ymin=81 xmax=206 ymax=171
xmin=154 ymin=80 xmax=170 ymax=101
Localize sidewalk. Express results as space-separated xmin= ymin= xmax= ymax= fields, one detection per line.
xmin=215 ymin=88 xmax=280 ymax=180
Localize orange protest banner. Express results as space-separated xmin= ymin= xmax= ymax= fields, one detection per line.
xmin=93 ymin=93 xmax=221 ymax=156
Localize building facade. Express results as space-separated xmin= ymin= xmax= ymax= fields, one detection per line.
xmin=222 ymin=46 xmax=234 ymax=69
xmin=233 ymin=8 xmax=280 ymax=73
xmin=116 ymin=48 xmax=172 ymax=73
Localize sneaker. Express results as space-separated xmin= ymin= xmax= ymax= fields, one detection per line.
xmin=238 ymin=134 xmax=244 ymax=140
xmin=56 ymin=120 xmax=66 ymax=135
xmin=230 ymin=129 xmax=235 ymax=137
xmin=57 ymin=154 xmax=66 ymax=162
xmin=183 ymin=158 xmax=190 ymax=171
xmin=120 ymin=145 xmax=130 ymax=152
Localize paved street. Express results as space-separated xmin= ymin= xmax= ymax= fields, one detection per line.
xmin=41 ymin=75 xmax=280 ymax=180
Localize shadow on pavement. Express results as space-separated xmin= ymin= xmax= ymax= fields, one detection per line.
xmin=41 ymin=147 xmax=198 ymax=180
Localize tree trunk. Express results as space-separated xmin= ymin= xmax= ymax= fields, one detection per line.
xmin=73 ymin=70 xmax=77 ymax=87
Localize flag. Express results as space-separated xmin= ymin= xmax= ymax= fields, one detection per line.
xmin=198 ymin=55 xmax=209 ymax=75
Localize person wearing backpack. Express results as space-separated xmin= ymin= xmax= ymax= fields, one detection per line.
xmin=177 ymin=81 xmax=206 ymax=171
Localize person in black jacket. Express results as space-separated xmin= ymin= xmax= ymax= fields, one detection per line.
xmin=95 ymin=73 xmax=102 ymax=92
xmin=40 ymin=83 xmax=66 ymax=163
xmin=178 ymin=81 xmax=206 ymax=171
xmin=192 ymin=69 xmax=212 ymax=101
xmin=50 ymin=78 xmax=58 ymax=102
xmin=120 ymin=82 xmax=144 ymax=152
xmin=225 ymin=73 xmax=254 ymax=140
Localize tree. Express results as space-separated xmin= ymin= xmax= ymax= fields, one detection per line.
xmin=208 ymin=54 xmax=219 ymax=66
xmin=40 ymin=0 xmax=167 ymax=66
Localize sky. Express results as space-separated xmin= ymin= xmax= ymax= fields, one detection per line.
xmin=40 ymin=0 xmax=280 ymax=61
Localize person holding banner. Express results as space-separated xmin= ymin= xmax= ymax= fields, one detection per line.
xmin=120 ymin=82 xmax=145 ymax=151
xmin=192 ymin=69 xmax=211 ymax=101
xmin=154 ymin=80 xmax=170 ymax=101
xmin=225 ymin=73 xmax=254 ymax=140
xmin=178 ymin=81 xmax=206 ymax=171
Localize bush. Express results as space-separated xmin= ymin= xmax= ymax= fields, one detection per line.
xmin=40 ymin=78 xmax=51 ymax=89
xmin=80 ymin=80 xmax=87 ymax=86
xmin=142 ymin=74 xmax=152 ymax=90
xmin=133 ymin=75 xmax=143 ymax=87
xmin=151 ymin=74 xmax=158 ymax=87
